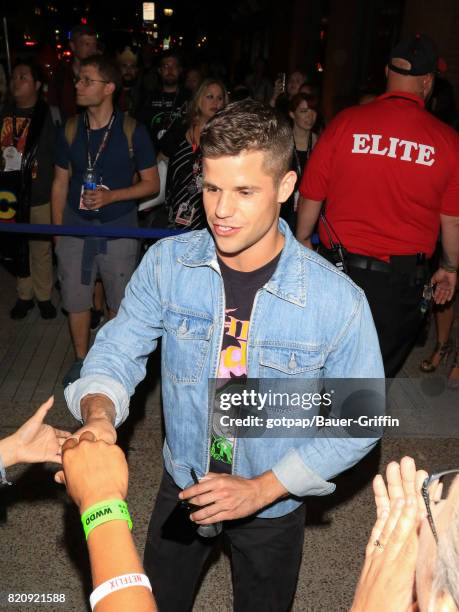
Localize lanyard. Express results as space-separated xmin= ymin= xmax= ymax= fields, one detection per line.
xmin=84 ymin=111 xmax=116 ymax=170
xmin=12 ymin=115 xmax=29 ymax=147
xmin=293 ymin=130 xmax=313 ymax=177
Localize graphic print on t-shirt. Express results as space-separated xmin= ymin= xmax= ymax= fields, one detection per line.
xmin=1 ymin=117 xmax=30 ymax=154
xmin=210 ymin=307 xmax=249 ymax=469
xmin=210 ymin=253 xmax=282 ymax=473
xmin=219 ymin=309 xmax=249 ymax=378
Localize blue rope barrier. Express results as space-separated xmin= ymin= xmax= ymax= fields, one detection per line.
xmin=0 ymin=222 xmax=320 ymax=244
xmin=0 ymin=223 xmax=187 ymax=239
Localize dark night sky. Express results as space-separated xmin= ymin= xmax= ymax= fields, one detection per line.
xmin=2 ymin=0 xmax=268 ymax=61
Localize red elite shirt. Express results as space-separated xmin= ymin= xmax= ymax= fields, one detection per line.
xmin=300 ymin=91 xmax=459 ymax=260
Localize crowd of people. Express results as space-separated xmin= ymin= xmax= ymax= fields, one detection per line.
xmin=0 ymin=24 xmax=459 ymax=611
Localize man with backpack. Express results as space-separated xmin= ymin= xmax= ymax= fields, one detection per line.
xmin=51 ymin=55 xmax=159 ymax=386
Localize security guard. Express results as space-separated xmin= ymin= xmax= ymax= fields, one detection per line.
xmin=296 ymin=34 xmax=459 ymax=376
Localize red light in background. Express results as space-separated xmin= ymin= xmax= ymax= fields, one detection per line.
xmin=56 ymin=44 xmax=62 ymax=49
xmin=81 ymin=17 xmax=87 ymax=24
xmin=25 ymin=41 xmax=37 ymax=47
xmin=63 ymin=50 xmax=72 ymax=56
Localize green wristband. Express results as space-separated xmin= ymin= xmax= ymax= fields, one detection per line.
xmin=81 ymin=499 xmax=132 ymax=540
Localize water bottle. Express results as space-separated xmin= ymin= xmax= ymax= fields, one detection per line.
xmin=83 ymin=168 xmax=97 ymax=191
xmin=83 ymin=168 xmax=99 ymax=211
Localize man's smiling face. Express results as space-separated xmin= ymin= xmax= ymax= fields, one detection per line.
xmin=202 ymin=150 xmax=295 ymax=271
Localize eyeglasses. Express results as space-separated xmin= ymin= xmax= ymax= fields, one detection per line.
xmin=422 ymin=469 xmax=459 ymax=542
xmin=74 ymin=76 xmax=109 ymax=87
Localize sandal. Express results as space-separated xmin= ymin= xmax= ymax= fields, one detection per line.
xmin=419 ymin=340 xmax=452 ymax=373
xmin=447 ymin=345 xmax=459 ymax=389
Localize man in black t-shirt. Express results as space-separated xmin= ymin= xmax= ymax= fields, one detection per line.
xmin=69 ymin=100 xmax=383 ymax=612
xmin=137 ymin=51 xmax=189 ymax=153
xmin=1 ymin=60 xmax=57 ymax=320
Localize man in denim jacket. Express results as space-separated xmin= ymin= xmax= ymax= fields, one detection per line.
xmin=65 ymin=100 xmax=384 ymax=611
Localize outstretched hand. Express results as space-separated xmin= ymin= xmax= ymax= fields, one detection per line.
xmin=351 ymin=457 xmax=428 ymax=612
xmin=4 ymin=396 xmax=71 ymax=467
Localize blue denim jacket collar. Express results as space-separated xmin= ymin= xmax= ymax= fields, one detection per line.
xmin=178 ymin=218 xmax=307 ymax=307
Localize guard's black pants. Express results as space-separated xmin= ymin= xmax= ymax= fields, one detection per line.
xmin=319 ymin=247 xmax=425 ymax=377
xmin=143 ymin=471 xmax=306 ymax=612
xmin=347 ymin=266 xmax=424 ymax=377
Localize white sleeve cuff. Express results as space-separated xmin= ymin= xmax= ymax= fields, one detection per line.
xmin=272 ymin=448 xmax=336 ymax=497
xmin=64 ymin=375 xmax=130 ymax=427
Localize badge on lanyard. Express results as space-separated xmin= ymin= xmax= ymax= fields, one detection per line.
xmin=2 ymin=146 xmax=22 ymax=172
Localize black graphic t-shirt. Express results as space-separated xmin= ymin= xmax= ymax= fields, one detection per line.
xmin=209 ymin=252 xmax=282 ymax=473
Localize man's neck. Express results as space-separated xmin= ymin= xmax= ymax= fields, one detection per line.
xmin=217 ymin=227 xmax=285 ymax=273
xmin=162 ymin=84 xmax=178 ymax=94
xmin=15 ymin=97 xmax=38 ymax=111
xmin=86 ymin=101 xmax=114 ymax=129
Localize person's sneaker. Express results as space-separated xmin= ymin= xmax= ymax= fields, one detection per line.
xmin=62 ymin=359 xmax=84 ymax=387
xmin=37 ymin=300 xmax=57 ymax=319
xmin=90 ymin=308 xmax=105 ymax=331
xmin=10 ymin=299 xmax=34 ymax=320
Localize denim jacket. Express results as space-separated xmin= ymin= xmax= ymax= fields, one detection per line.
xmin=66 ymin=220 xmax=384 ymax=518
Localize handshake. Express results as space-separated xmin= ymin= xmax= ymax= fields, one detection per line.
xmin=0 ymin=396 xmax=125 ymax=513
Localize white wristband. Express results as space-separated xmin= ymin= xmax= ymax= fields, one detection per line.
xmin=90 ymin=573 xmax=152 ymax=610
xmin=0 ymin=452 xmax=12 ymax=486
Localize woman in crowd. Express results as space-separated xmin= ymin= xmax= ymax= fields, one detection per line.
xmin=281 ymin=92 xmax=319 ymax=233
xmin=420 ymin=299 xmax=459 ymax=388
xmin=161 ymin=78 xmax=228 ymax=230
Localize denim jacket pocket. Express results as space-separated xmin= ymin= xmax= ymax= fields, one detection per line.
xmin=259 ymin=346 xmax=324 ymax=377
xmin=163 ymin=306 xmax=214 ymax=383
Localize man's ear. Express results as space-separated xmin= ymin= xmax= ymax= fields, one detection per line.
xmin=105 ymin=82 xmax=116 ymax=96
xmin=277 ymin=170 xmax=297 ymax=203
xmin=423 ymin=73 xmax=434 ymax=97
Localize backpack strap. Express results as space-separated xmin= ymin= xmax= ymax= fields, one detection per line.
xmin=64 ymin=116 xmax=79 ymax=179
xmin=122 ymin=114 xmax=136 ymax=160
xmin=64 ymin=116 xmax=78 ymax=147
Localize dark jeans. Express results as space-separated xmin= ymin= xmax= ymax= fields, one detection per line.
xmin=318 ymin=246 xmax=426 ymax=377
xmin=143 ymin=471 xmax=306 ymax=612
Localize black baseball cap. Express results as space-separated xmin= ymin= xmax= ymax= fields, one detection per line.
xmin=388 ymin=34 xmax=438 ymax=76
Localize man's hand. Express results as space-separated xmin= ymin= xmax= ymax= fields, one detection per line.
xmin=60 ymin=432 xmax=128 ymax=514
xmin=178 ymin=471 xmax=288 ymax=524
xmin=82 ymin=186 xmax=113 ymax=210
xmin=54 ymin=394 xmax=116 ymax=484
xmin=72 ymin=417 xmax=117 ymax=445
xmin=75 ymin=393 xmax=117 ymax=444
xmin=431 ymin=268 xmax=457 ymax=305
xmin=4 ymin=396 xmax=71 ymax=467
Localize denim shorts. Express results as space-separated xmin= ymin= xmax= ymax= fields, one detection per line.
xmin=56 ymin=236 xmax=139 ymax=313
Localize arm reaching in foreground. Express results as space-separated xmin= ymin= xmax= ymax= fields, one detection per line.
xmin=0 ymin=397 xmax=70 ymax=470
xmin=61 ymin=432 xmax=156 ymax=611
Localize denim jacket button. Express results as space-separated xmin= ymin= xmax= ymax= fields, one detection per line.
xmin=178 ymin=319 xmax=188 ymax=335
xmin=288 ymin=353 xmax=297 ymax=370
